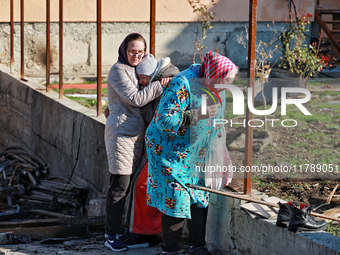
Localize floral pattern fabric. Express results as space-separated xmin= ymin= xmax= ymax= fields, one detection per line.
xmin=145 ymin=64 xmax=225 ymax=218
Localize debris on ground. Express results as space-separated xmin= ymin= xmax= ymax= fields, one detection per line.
xmin=0 ymin=146 xmax=91 ymax=243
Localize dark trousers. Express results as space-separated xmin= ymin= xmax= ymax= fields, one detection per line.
xmin=161 ymin=204 xmax=208 ymax=252
xmin=105 ymin=174 xmax=132 ymax=235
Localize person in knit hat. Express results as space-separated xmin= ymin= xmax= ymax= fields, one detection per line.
xmin=136 ymin=54 xmax=158 ymax=78
xmin=123 ymin=54 xmax=180 ymax=244
xmin=136 ymin=54 xmax=180 ymax=123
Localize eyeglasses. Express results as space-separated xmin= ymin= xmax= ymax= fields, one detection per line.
xmin=127 ymin=50 xmax=144 ymax=57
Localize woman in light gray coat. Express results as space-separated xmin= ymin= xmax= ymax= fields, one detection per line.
xmin=104 ymin=33 xmax=167 ymax=252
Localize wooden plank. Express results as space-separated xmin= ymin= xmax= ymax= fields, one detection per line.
xmin=317 ymin=205 xmax=340 ymax=223
xmin=262 ymin=196 xmax=288 ymax=204
xmin=30 ymin=185 xmax=85 ymax=204
xmin=27 ymin=191 xmax=79 ymax=207
xmin=31 ymin=210 xmax=74 ymax=219
xmin=0 ymin=225 xmax=88 ymax=239
xmin=316 ymin=205 xmax=340 ymax=223
xmin=262 ymin=197 xmax=288 ymax=214
xmin=240 ymin=202 xmax=273 ymax=218
xmin=227 ymin=179 xmax=244 ymax=192
xmin=226 ymin=178 xmax=258 ymax=193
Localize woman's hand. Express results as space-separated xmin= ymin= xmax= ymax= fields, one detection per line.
xmin=196 ymin=95 xmax=219 ymax=121
xmin=160 ymin=77 xmax=172 ymax=87
xmin=196 ymin=104 xmax=218 ymax=121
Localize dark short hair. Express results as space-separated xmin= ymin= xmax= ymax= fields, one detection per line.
xmin=124 ymin=34 xmax=146 ymax=52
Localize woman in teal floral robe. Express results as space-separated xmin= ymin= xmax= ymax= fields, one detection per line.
xmin=145 ymin=51 xmax=238 ymax=254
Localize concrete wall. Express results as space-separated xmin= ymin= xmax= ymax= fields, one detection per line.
xmin=0 ymin=0 xmax=315 ymax=22
xmin=0 ymin=64 xmax=109 ymax=200
xmin=206 ymin=193 xmax=340 ymax=255
xmin=0 ymin=22 xmax=290 ymax=76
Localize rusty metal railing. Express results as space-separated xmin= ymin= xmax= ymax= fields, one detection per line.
xmin=97 ymin=0 xmax=102 ymax=116
xmin=46 ymin=0 xmax=50 ymax=92
xmin=244 ymin=0 xmax=258 ymax=195
xmin=59 ymin=0 xmax=63 ymax=99
xmin=150 ymin=0 xmax=156 ymax=56
xmin=10 ymin=0 xmax=14 ymax=73
xmin=20 ymin=0 xmax=25 ymax=80
xmin=8 ymin=1 xmax=254 ymax=193
xmin=9 ymin=0 xmax=157 ymax=117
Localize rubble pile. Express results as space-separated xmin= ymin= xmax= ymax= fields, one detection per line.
xmin=0 ymin=146 xmax=87 ymax=216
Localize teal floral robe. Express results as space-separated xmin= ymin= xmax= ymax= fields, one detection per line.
xmin=145 ymin=64 xmax=225 ymax=218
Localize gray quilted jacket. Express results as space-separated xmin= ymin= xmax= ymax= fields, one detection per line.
xmin=105 ymin=61 xmax=163 ymax=175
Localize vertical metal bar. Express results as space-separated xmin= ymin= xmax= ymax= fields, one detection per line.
xmin=10 ymin=0 xmax=14 ymax=73
xmin=46 ymin=0 xmax=51 ymax=92
xmin=59 ymin=0 xmax=63 ymax=99
xmin=150 ymin=0 xmax=156 ymax=56
xmin=97 ymin=0 xmax=102 ymax=117
xmin=244 ymin=0 xmax=257 ymax=195
xmin=20 ymin=0 xmax=24 ymax=80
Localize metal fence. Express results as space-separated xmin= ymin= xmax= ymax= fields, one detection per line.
xmin=6 ymin=0 xmax=256 ymax=194
xmin=8 ymin=0 xmax=156 ymax=117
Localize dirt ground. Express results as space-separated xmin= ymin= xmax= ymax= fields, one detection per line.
xmin=225 ymin=85 xmax=340 ymax=208
xmin=228 ymin=127 xmax=340 ymax=208
xmin=226 ymin=116 xmax=340 ymax=237
xmin=225 ymin=92 xmax=340 ymax=238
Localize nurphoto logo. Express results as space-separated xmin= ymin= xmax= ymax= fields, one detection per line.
xmin=200 ymin=84 xmax=312 ymax=128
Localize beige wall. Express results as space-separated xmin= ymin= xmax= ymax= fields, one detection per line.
xmin=0 ymin=0 xmax=315 ymax=23
xmin=318 ymin=0 xmax=340 ymax=8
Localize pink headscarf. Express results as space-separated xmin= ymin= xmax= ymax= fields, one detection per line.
xmin=199 ymin=51 xmax=238 ymax=104
xmin=199 ymin=51 xmax=238 ymax=86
